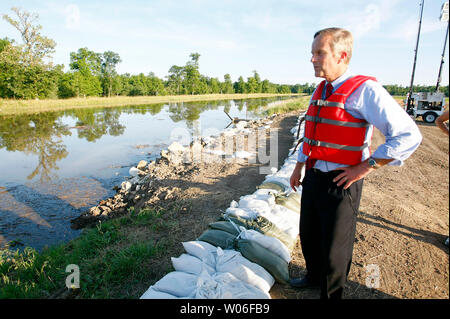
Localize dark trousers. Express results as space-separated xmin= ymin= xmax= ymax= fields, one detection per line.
xmin=300 ymin=168 xmax=363 ymax=299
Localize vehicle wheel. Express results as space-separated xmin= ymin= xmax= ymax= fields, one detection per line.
xmin=422 ymin=112 xmax=437 ymax=123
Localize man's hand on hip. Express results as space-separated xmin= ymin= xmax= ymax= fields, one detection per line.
xmin=290 ymin=162 xmax=305 ymax=191
xmin=333 ymin=158 xmax=393 ymax=189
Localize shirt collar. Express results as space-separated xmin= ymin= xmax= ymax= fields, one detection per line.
xmin=326 ymin=69 xmax=353 ymax=90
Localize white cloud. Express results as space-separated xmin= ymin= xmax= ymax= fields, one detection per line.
xmin=388 ymin=17 xmax=444 ymax=42
xmin=65 ymin=4 xmax=80 ymax=30
xmin=320 ymin=0 xmax=399 ymax=38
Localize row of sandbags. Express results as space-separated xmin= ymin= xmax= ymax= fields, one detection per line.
xmin=140 ymin=113 xmax=306 ymax=299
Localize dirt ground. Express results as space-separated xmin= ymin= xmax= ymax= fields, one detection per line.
xmin=73 ymin=109 xmax=449 ymax=299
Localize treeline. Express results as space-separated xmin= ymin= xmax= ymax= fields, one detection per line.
xmin=0 ymin=8 xmax=447 ymax=101
xmin=0 ymin=8 xmax=309 ymax=100
xmin=383 ymin=84 xmax=449 ymax=97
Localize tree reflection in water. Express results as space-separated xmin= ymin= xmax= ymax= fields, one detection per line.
xmin=0 ymin=96 xmax=290 ymax=182
xmin=0 ymin=112 xmax=71 ymax=182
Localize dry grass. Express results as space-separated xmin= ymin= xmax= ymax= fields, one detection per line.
xmin=0 ymin=93 xmax=300 ymax=116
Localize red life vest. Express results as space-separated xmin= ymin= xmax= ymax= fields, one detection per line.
xmin=302 ymin=75 xmax=376 ymax=165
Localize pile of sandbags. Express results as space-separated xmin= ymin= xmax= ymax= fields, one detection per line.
xmin=140 ymin=113 xmax=306 ymax=299
xmin=140 ymin=241 xmax=274 ymax=299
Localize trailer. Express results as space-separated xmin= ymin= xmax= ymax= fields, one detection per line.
xmin=405 ymin=91 xmax=446 ymax=123
xmin=404 ymin=1 xmax=448 ymax=124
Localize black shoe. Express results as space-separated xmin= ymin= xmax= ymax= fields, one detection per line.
xmin=289 ymin=277 xmax=320 ymax=289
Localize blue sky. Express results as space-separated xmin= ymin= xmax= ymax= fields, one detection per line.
xmin=1 ymin=0 xmax=448 ymax=87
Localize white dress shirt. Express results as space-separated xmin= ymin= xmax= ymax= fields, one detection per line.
xmin=297 ymin=70 xmax=423 ymax=172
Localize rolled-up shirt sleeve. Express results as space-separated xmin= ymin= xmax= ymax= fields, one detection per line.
xmin=297 ymin=142 xmax=308 ymax=163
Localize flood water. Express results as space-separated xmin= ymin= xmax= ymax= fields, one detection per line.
xmin=0 ymin=96 xmax=296 ymax=251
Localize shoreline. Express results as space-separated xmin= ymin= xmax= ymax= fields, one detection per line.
xmin=0 ymin=93 xmax=303 ymax=116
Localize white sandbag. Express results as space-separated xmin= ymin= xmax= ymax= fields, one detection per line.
xmin=225 ymin=207 xmax=258 ymax=220
xmin=263 ymin=176 xmax=291 ymax=191
xmin=140 ymin=287 xmax=179 ymax=299
xmin=182 ymin=241 xmax=217 ymax=268
xmin=238 ymin=198 xmax=272 ymax=216
xmin=253 ymin=188 xmax=276 ymax=197
xmin=257 ymin=205 xmax=300 ymax=240
xmin=193 ymin=271 xmax=270 ymax=299
xmin=151 ymin=271 xmax=198 ymax=297
xmin=275 ymin=163 xmax=297 ymax=178
xmin=246 ymin=191 xmax=276 ymax=205
xmin=171 ymin=253 xmax=215 ymax=275
xmin=215 ymin=248 xmax=275 ymax=293
xmin=238 ymin=228 xmax=291 ymax=263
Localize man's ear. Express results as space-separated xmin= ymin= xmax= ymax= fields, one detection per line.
xmin=338 ymin=51 xmax=348 ymax=64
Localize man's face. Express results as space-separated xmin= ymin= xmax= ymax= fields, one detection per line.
xmin=310 ymin=34 xmax=343 ymax=81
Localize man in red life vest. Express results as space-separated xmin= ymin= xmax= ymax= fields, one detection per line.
xmin=289 ymin=28 xmax=422 ymax=299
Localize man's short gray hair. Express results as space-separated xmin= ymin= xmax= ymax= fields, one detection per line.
xmin=314 ymin=27 xmax=353 ymax=64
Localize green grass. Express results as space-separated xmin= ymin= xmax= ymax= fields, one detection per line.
xmin=0 ymin=93 xmax=301 ymax=116
xmin=0 ymin=207 xmax=173 ymax=299
xmin=263 ymin=95 xmax=310 ymax=116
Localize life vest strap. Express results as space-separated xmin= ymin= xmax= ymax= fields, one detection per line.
xmin=304 ymin=115 xmax=369 ymax=128
xmin=304 ymin=137 xmax=369 ymax=151
xmin=310 ymin=99 xmax=345 ymax=109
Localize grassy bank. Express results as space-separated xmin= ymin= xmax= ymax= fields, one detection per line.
xmin=0 ymin=207 xmax=178 ymax=298
xmin=0 ymin=93 xmax=301 ymax=116
xmin=263 ymin=95 xmax=310 ymax=116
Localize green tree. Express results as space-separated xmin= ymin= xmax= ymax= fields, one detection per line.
xmin=2 ymin=7 xmax=56 ymax=66
xmin=69 ymin=48 xmax=102 ymax=97
xmin=234 ymin=76 xmax=246 ymax=93
xmin=252 ymin=70 xmax=262 ymax=93
xmin=277 ymin=84 xmax=291 ymax=94
xmin=167 ymin=65 xmax=184 ymax=94
xmin=1 ymin=8 xmax=60 ymax=99
xmin=209 ymin=77 xmax=221 ymax=93
xmin=183 ymin=53 xmax=202 ymax=94
xmin=222 ymin=74 xmax=234 ymax=94
xmin=246 ymin=77 xmax=259 ymax=93
xmin=262 ymin=79 xmax=277 ymax=93
xmin=128 ymin=73 xmax=147 ymax=96
xmin=146 ymin=72 xmax=166 ymax=96
xmin=100 ymin=51 xmax=121 ymax=97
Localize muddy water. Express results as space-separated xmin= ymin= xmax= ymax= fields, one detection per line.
xmin=0 ymin=97 xmax=296 ymax=251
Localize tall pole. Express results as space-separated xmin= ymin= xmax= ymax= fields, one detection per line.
xmin=436 ymin=2 xmax=449 ymax=92
xmin=435 ymin=22 xmax=449 ymax=92
xmin=407 ymin=0 xmax=425 ymax=111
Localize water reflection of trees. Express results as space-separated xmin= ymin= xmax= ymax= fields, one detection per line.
xmin=0 ymin=112 xmax=71 ymax=182
xmin=69 ymin=108 xmax=125 ymax=142
xmin=0 ymin=97 xmax=292 ymax=181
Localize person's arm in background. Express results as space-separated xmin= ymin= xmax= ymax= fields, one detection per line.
xmin=436 ymin=110 xmax=449 ymax=136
